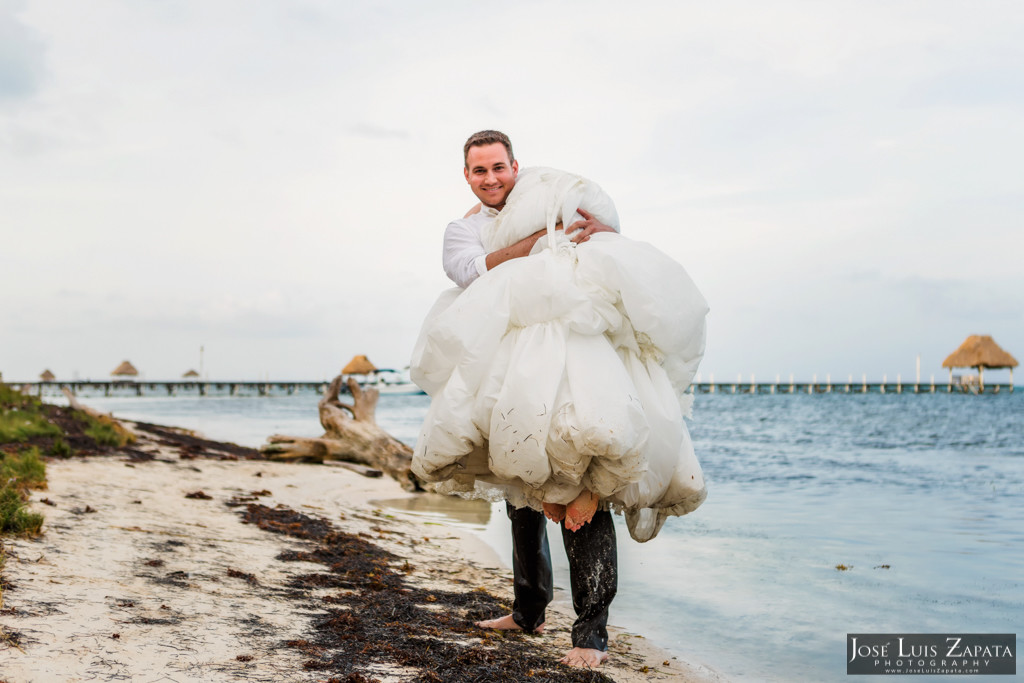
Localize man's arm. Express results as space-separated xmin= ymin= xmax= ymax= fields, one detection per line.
xmin=484 ymin=229 xmax=547 ymax=271
xmin=443 ymin=219 xmax=489 ymax=288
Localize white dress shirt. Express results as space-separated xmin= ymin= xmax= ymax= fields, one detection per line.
xmin=442 ymin=206 xmax=500 ymax=288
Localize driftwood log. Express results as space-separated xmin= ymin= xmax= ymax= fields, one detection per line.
xmin=261 ymin=376 xmax=422 ymax=492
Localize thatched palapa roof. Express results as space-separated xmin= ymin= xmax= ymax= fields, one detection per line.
xmin=183 ymin=369 xmax=200 ymax=378
xmin=942 ymin=335 xmax=1018 ymax=369
xmin=342 ymin=355 xmax=377 ymax=375
xmin=111 ymin=360 xmax=140 ymax=377
xmin=40 ymin=369 xmax=56 ymax=381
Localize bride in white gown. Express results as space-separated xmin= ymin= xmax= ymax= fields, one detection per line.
xmin=411 ymin=167 xmax=709 ymax=542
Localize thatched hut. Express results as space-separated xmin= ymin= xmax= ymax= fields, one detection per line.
xmin=342 ymin=355 xmax=377 ymax=376
xmin=40 ymin=369 xmax=56 ymax=382
xmin=182 ymin=369 xmax=200 ymax=378
xmin=942 ymin=335 xmax=1018 ymax=391
xmin=111 ymin=360 xmax=140 ymax=379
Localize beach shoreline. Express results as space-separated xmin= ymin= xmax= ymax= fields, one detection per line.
xmin=0 ymin=419 xmax=724 ymax=682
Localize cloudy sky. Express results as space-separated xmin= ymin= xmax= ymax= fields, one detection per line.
xmin=3 ymin=0 xmax=1022 ymax=383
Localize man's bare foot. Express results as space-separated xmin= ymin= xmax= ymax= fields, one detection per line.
xmin=560 ymin=647 xmax=609 ymax=668
xmin=475 ymin=613 xmax=545 ymax=633
xmin=542 ymin=502 xmax=566 ymax=523
xmin=564 ymin=489 xmax=599 ymax=532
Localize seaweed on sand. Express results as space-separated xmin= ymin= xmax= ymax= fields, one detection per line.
xmin=238 ymin=503 xmax=615 ymax=683
xmin=132 ymin=421 xmax=261 ymax=460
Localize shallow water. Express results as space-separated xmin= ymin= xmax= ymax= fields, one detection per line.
xmin=50 ymin=389 xmax=1023 ymax=681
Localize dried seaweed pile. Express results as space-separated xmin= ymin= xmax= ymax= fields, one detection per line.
xmin=238 ymin=503 xmax=616 ymax=683
xmin=132 ymin=421 xmax=262 ymax=460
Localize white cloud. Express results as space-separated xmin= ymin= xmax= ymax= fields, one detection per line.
xmin=0 ymin=0 xmax=45 ymax=101
xmin=2 ymin=0 xmax=1023 ymax=382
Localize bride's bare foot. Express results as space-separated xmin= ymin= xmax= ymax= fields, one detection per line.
xmin=560 ymin=647 xmax=609 ymax=668
xmin=564 ymin=489 xmax=599 ymax=532
xmin=475 ymin=613 xmax=545 ymax=633
xmin=542 ymin=502 xmax=566 ymax=523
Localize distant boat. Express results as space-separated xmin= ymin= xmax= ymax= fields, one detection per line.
xmin=339 ymin=355 xmax=425 ymax=395
xmin=359 ymin=368 xmax=425 ymax=396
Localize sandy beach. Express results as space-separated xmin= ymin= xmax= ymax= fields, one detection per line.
xmin=0 ymin=421 xmax=723 ymax=682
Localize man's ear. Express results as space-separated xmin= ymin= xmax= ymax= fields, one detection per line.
xmin=512 ymin=159 xmax=519 ymax=176
xmin=464 ymin=166 xmax=471 ymax=183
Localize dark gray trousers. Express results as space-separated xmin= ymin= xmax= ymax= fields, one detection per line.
xmin=506 ymin=502 xmax=618 ymax=651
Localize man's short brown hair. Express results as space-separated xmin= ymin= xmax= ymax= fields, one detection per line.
xmin=463 ymin=130 xmax=514 ymax=167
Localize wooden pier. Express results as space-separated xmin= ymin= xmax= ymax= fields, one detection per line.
xmin=690 ymin=381 xmax=1013 ymax=395
xmin=13 ymin=379 xmax=1014 ymax=397
xmin=20 ymin=380 xmax=331 ymax=397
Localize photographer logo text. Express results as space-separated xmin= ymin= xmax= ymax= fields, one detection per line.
xmin=847 ymin=633 xmax=1015 ymax=675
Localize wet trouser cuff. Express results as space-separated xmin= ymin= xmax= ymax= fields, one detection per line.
xmin=512 ymin=610 xmax=545 ymax=633
xmin=563 ymin=508 xmax=617 ymax=651
xmin=508 ymin=503 xmax=553 ymax=633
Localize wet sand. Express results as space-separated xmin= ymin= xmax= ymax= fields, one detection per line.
xmin=0 ymin=422 xmax=724 ymax=682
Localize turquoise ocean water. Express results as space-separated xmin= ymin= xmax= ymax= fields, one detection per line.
xmin=47 ymin=389 xmax=1023 ymax=681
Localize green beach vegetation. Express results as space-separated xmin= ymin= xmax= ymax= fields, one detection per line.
xmin=1 ymin=385 xmax=51 ymax=538
xmin=1 ymin=382 xmax=136 ymax=539
xmin=0 ymin=384 xmax=61 ymax=444
xmin=74 ymin=410 xmax=132 ymax=448
xmin=0 ymin=448 xmax=46 ymax=536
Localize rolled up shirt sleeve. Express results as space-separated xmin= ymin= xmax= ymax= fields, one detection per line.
xmin=442 ymin=219 xmax=489 ymax=288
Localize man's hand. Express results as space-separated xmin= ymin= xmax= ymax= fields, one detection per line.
xmin=566 ymin=208 xmax=616 ymax=243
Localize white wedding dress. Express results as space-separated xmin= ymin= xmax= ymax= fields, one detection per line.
xmin=410 ymin=167 xmax=709 ymax=542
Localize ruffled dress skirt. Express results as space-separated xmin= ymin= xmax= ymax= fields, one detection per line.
xmin=410 ymin=168 xmax=709 ymax=542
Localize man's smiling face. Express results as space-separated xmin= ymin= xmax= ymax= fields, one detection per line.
xmin=464 ymin=142 xmax=518 ymax=210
